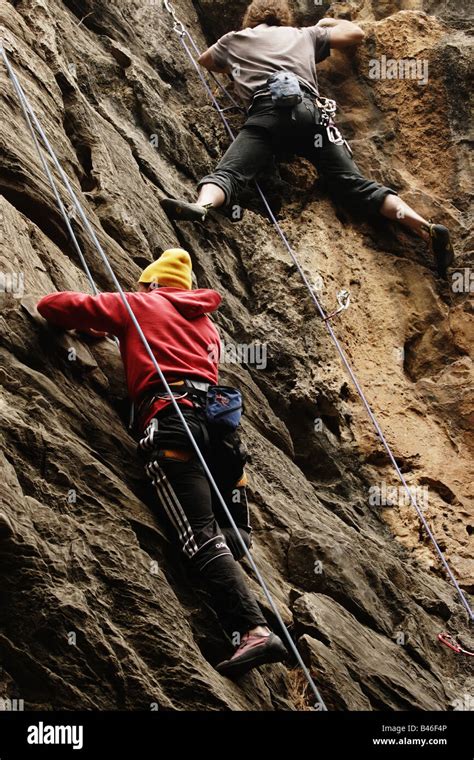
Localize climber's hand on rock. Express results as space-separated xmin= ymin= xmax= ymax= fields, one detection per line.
xmin=317 ymin=18 xmax=340 ymax=28
xmin=318 ymin=18 xmax=365 ymax=48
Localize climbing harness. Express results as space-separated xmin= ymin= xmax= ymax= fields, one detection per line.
xmin=0 ymin=41 xmax=327 ymax=711
xmin=250 ymin=82 xmax=352 ymax=151
xmin=135 ymin=379 xmax=243 ymax=433
xmin=438 ymin=633 xmax=474 ymax=657
xmin=161 ymin=1 xmax=474 ymax=625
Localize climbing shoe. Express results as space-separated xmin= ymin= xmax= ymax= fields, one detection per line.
xmin=161 ymin=198 xmax=211 ymax=222
xmin=425 ymin=223 xmax=454 ymax=279
xmin=216 ymin=631 xmax=287 ymax=679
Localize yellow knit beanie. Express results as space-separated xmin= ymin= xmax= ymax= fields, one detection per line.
xmin=138 ymin=249 xmax=193 ymax=290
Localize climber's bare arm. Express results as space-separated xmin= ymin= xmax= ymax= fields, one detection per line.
xmin=317 ymin=18 xmax=365 ymax=49
xmin=197 ymin=48 xmax=230 ymax=74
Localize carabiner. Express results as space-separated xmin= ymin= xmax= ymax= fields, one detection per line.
xmin=326 ymin=124 xmax=345 ymax=146
xmin=324 ymin=289 xmax=351 ymax=322
xmin=437 ymin=632 xmax=474 ymax=656
xmin=173 ymin=20 xmax=186 ymax=37
xmin=163 ymin=0 xmax=186 ymax=36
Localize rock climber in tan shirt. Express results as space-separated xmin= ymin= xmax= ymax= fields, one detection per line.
xmin=161 ymin=0 xmax=454 ymax=279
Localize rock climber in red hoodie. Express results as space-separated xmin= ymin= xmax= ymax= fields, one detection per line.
xmin=36 ymin=248 xmax=287 ymax=678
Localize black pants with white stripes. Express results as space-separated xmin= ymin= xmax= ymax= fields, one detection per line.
xmin=140 ymin=407 xmax=268 ymax=637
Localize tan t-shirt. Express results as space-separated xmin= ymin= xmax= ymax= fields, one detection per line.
xmin=210 ymin=23 xmax=331 ymax=106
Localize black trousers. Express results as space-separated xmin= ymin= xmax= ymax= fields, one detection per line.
xmin=198 ymin=95 xmax=397 ymax=214
xmin=140 ymin=407 xmax=267 ymax=636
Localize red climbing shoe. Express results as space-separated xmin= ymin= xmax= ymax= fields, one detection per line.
xmin=427 ymin=223 xmax=455 ymax=279
xmin=161 ymin=198 xmax=211 ymax=222
xmin=216 ymin=631 xmax=287 ymax=679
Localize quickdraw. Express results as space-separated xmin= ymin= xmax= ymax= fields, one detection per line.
xmin=438 ymin=632 xmax=474 ymax=656
xmin=316 ymin=95 xmax=337 ymax=121
xmin=163 ymin=0 xmax=185 ymax=37
xmin=316 ymin=96 xmax=353 ymax=155
xmin=323 ymin=289 xmax=351 ymax=322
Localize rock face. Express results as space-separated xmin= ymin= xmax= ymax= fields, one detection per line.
xmin=0 ymin=0 xmax=472 ymax=710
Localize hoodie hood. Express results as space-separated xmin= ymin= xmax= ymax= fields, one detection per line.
xmin=152 ymin=287 xmax=222 ymax=320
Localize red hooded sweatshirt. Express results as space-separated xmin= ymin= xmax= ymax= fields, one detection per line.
xmin=36 ymin=287 xmax=222 ymax=429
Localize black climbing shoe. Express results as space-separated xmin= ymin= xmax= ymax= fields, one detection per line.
xmin=216 ymin=632 xmax=287 ymax=679
xmin=161 ymin=198 xmax=211 ymax=222
xmin=426 ymin=223 xmax=454 ymax=279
